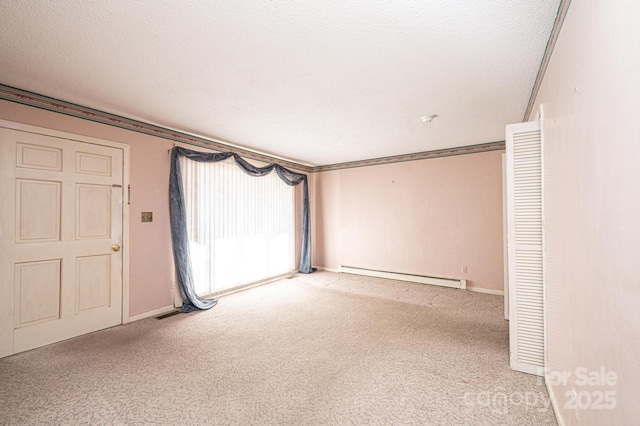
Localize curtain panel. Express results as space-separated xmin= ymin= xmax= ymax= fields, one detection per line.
xmin=169 ymin=147 xmax=313 ymax=312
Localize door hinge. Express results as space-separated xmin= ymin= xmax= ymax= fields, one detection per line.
xmin=127 ymin=184 xmax=131 ymax=205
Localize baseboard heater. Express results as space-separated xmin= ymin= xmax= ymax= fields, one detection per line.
xmin=339 ymin=265 xmax=466 ymax=290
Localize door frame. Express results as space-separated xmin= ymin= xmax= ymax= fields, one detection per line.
xmin=0 ymin=119 xmax=131 ymax=331
xmin=502 ymin=152 xmax=509 ymax=320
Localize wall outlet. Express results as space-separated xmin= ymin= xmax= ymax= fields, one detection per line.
xmin=461 ymin=266 xmax=468 ymax=274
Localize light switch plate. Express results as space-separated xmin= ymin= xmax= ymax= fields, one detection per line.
xmin=141 ymin=212 xmax=153 ymax=222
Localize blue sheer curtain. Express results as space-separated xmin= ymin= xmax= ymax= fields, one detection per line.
xmin=169 ymin=146 xmax=313 ymax=312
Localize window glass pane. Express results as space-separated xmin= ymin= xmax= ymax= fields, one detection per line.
xmin=180 ymin=157 xmax=295 ymax=295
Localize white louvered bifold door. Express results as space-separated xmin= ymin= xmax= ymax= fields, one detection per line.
xmin=506 ymin=121 xmax=544 ymax=376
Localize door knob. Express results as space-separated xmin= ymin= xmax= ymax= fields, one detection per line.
xmin=112 ymin=244 xmax=121 ymax=252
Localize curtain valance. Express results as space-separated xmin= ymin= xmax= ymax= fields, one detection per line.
xmin=169 ymin=147 xmax=313 ymax=312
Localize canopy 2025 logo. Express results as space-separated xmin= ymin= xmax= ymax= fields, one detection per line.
xmin=548 ymin=367 xmax=617 ymax=410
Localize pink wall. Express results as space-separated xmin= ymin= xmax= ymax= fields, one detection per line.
xmin=529 ymin=1 xmax=640 ymax=423
xmin=312 ymin=150 xmax=505 ymax=291
xmin=0 ymin=100 xmax=175 ymax=317
xmin=0 ymin=100 xmax=309 ymax=316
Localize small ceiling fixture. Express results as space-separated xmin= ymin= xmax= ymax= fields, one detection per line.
xmin=421 ymin=114 xmax=438 ymax=123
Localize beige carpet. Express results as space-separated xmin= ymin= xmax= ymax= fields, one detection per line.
xmin=0 ymin=271 xmax=557 ymax=425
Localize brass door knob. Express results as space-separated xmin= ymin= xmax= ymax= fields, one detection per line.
xmin=112 ymin=244 xmax=121 ymax=252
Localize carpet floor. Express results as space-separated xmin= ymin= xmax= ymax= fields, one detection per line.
xmin=0 ymin=271 xmax=557 ymax=425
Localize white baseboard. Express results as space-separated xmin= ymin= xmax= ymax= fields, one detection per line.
xmin=466 ymin=287 xmax=504 ymax=296
xmin=546 ymin=380 xmax=565 ymax=426
xmin=313 ymin=266 xmax=340 ymax=273
xmin=126 ymin=305 xmax=176 ymax=323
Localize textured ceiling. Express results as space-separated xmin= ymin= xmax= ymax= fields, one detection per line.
xmin=0 ymin=1 xmax=561 ymax=166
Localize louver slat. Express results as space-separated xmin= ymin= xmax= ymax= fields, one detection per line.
xmin=507 ymin=122 xmax=544 ymax=376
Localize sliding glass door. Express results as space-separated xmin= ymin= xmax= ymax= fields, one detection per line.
xmin=180 ymin=157 xmax=295 ymax=296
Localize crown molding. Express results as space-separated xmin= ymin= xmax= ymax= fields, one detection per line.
xmin=1 ymin=84 xmax=505 ymax=173
xmin=312 ymin=141 xmax=505 ymax=172
xmin=524 ymin=0 xmax=572 ymax=121
xmin=0 ymin=84 xmax=313 ymax=173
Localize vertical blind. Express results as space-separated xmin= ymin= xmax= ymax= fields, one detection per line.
xmin=180 ymin=157 xmax=295 ymax=296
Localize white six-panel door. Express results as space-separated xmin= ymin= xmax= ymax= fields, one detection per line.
xmin=0 ymin=127 xmax=124 ymax=357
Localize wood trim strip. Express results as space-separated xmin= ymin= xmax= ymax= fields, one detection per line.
xmin=313 ymin=141 xmax=505 ymax=172
xmin=523 ymin=0 xmax=573 ymax=121
xmin=1 ymin=84 xmax=505 ymax=172
xmin=0 ymin=84 xmax=313 ymax=173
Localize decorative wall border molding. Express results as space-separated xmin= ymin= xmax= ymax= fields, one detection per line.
xmin=524 ymin=0 xmax=572 ymax=121
xmin=0 ymin=84 xmax=313 ymax=173
xmin=1 ymin=84 xmax=505 ymax=173
xmin=313 ymin=141 xmax=505 ymax=172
